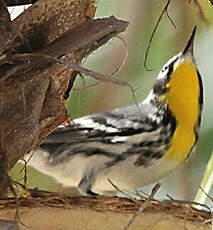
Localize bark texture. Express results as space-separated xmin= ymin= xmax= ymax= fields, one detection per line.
xmin=0 ymin=194 xmax=211 ymax=230
xmin=0 ymin=0 xmax=128 ymax=196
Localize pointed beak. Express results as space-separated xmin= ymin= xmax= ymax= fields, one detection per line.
xmin=182 ymin=26 xmax=197 ymax=57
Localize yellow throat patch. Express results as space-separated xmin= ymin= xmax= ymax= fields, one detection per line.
xmin=164 ymin=60 xmax=200 ymax=162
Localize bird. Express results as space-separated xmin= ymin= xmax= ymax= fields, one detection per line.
xmin=25 ymin=27 xmax=203 ymax=195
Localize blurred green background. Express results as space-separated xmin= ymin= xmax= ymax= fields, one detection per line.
xmin=10 ymin=0 xmax=213 ymax=203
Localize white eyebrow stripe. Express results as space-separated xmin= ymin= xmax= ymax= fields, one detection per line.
xmin=157 ymin=53 xmax=181 ymax=79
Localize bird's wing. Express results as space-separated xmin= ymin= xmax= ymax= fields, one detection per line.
xmin=40 ymin=102 xmax=163 ymax=164
xmin=42 ymin=102 xmax=157 ymax=143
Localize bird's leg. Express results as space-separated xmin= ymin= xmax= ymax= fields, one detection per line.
xmin=78 ymin=169 xmax=98 ymax=196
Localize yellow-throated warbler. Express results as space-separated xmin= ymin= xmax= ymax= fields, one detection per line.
xmin=26 ymin=27 xmax=203 ymax=195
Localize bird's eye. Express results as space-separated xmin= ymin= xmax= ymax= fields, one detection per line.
xmin=162 ymin=65 xmax=168 ymax=73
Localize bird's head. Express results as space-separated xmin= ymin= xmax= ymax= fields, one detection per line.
xmin=152 ymin=27 xmax=203 ymax=121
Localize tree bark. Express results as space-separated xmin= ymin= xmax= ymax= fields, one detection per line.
xmin=5 ymin=0 xmax=37 ymax=6
xmin=0 ymin=0 xmax=128 ymax=196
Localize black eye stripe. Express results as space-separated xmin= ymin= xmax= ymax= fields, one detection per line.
xmin=166 ymin=63 xmax=174 ymax=79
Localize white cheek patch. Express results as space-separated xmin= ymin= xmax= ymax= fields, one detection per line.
xmin=74 ymin=117 xmax=118 ymax=133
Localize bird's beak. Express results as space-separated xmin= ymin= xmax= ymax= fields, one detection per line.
xmin=182 ymin=26 xmax=197 ymax=57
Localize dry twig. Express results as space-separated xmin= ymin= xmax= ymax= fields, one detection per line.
xmin=124 ymin=183 xmax=161 ymax=230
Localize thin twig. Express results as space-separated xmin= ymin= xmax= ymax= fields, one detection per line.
xmin=107 ymin=179 xmax=138 ymax=203
xmin=20 ymin=159 xmax=28 ymax=187
xmin=189 ymin=0 xmax=209 ymax=24
xmin=19 ymin=150 xmax=35 ymax=173
xmin=135 ymin=189 xmax=149 ymax=200
xmin=73 ymin=35 xmax=128 ymax=91
xmin=8 ymin=179 xmax=30 ymax=228
xmin=124 ymin=183 xmax=161 ymax=230
xmin=165 ymin=194 xmax=211 ymax=212
xmin=10 ymin=52 xmax=132 ymax=88
xmin=198 ymin=186 xmax=213 ymax=202
xmin=5 ymin=52 xmax=141 ymax=112
xmin=144 ymin=0 xmax=175 ymax=71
